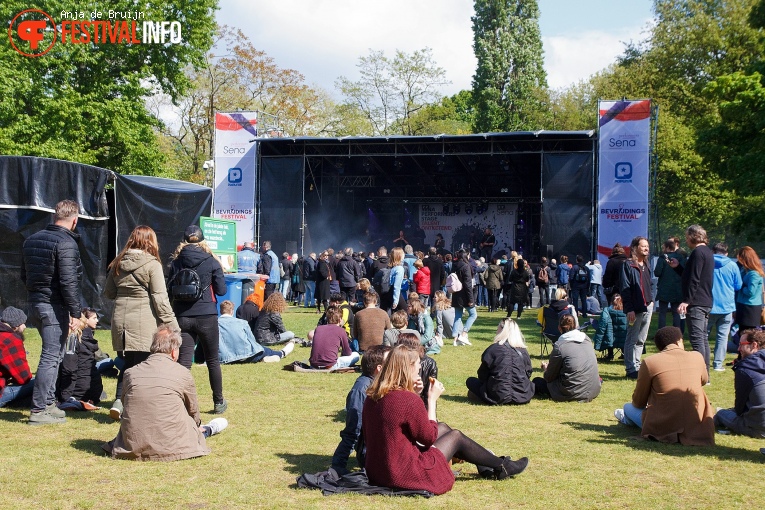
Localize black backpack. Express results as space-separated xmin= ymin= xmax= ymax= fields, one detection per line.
xmin=575 ymin=265 xmax=590 ymax=283
xmin=372 ymin=267 xmax=392 ymax=295
xmin=169 ymin=259 xmax=208 ymax=301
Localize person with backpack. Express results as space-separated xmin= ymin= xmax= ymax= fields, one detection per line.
xmin=537 ymin=257 xmax=550 ymax=306
xmin=556 ymin=255 xmax=571 ymax=298
xmin=570 ymin=255 xmax=591 ymax=316
xmin=105 ymin=225 xmax=178 ymax=421
xmin=450 ymin=250 xmax=477 ymax=345
xmin=168 ymin=225 xmax=228 ymax=414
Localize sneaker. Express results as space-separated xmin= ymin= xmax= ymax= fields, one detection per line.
xmin=614 ymin=408 xmax=628 ymax=425
xmin=453 ymin=337 xmax=465 ymax=346
xmin=460 ymin=332 xmax=472 ymax=346
xmin=109 ymin=399 xmax=123 ymax=421
xmin=206 ymin=417 xmax=228 ymax=436
xmin=713 ymin=367 xmax=725 ymax=372
xmin=214 ymin=399 xmax=228 ymax=414
xmin=435 ymin=335 xmax=444 ymax=348
xmin=625 ymin=372 xmax=638 ymax=380
xmin=281 ymin=341 xmax=295 ymax=357
xmin=47 ymin=403 xmax=66 ymax=418
xmin=262 ymin=355 xmax=282 ymax=362
xmin=29 ymin=408 xmax=66 ymax=425
xmin=494 ymin=456 xmax=529 ymax=479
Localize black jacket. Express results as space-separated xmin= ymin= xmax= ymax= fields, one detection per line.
xmin=677 ymin=244 xmax=714 ymax=308
xmin=254 ymin=312 xmax=287 ymax=345
xmin=451 ymin=259 xmax=474 ymax=309
xmin=619 ymin=259 xmax=654 ymax=314
xmin=337 ymin=256 xmax=362 ymax=288
xmin=422 ymin=256 xmax=445 ymax=295
xmin=236 ymin=300 xmax=260 ymax=335
xmin=603 ymin=253 xmax=628 ymax=293
xmin=21 ymin=224 xmax=82 ymax=316
xmin=303 ymin=257 xmax=317 ymax=281
xmin=168 ymin=245 xmax=226 ymax=317
xmin=56 ymin=327 xmax=102 ymax=403
xmin=475 ymin=343 xmax=534 ymax=405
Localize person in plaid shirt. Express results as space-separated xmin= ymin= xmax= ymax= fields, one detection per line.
xmin=0 ymin=307 xmax=34 ymax=408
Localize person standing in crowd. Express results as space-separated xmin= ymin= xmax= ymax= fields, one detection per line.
xmin=485 ymin=257 xmax=505 ymax=313
xmin=434 ymin=233 xmax=446 ymax=255
xmin=0 ymin=307 xmax=34 ymax=409
xmin=619 ymin=236 xmax=654 ymax=379
xmin=451 ymin=250 xmax=477 ymax=345
xmin=673 ymin=225 xmax=714 ymax=375
xmin=505 ymin=258 xmax=529 ymax=319
xmin=547 ymin=258 xmax=558 ymax=303
xmin=105 ymin=225 xmax=178 ymax=421
xmin=466 ymin=318 xmax=534 ymax=405
xmin=735 ymin=246 xmax=764 ymax=331
xmin=279 ymin=252 xmax=293 ymax=300
xmin=315 ymin=251 xmax=332 ymax=314
xmin=536 ymin=257 xmax=550 ymax=307
xmin=556 ymin=255 xmax=571 ymax=298
xmin=302 ymin=252 xmax=317 ymax=308
xmin=168 ymin=225 xmax=227 ymax=414
xmin=603 ymin=243 xmax=628 ymax=305
xmin=21 ymin=199 xmax=82 ymax=425
xmin=585 ymin=258 xmax=605 ymax=309
xmin=714 ymin=329 xmax=765 ymax=438
xmin=257 ymin=241 xmax=280 ymax=300
xmin=338 ymin=247 xmax=362 ymax=303
xmin=423 ymin=247 xmax=445 ymax=306
xmin=614 ymin=326 xmax=714 ymax=446
xmin=708 ymin=243 xmax=742 ymax=372
xmin=381 ymin=247 xmax=407 ymax=314
xmin=479 ymin=228 xmax=495 ymax=262
xmin=569 ymin=255 xmax=590 ymax=316
xmin=291 ymin=254 xmax=305 ymax=306
xmin=237 ymin=241 xmax=259 ymax=272
xmin=403 ymin=245 xmax=418 ymax=284
xmin=102 ymin=325 xmax=228 ymax=461
xmin=654 ymin=239 xmax=685 ymax=332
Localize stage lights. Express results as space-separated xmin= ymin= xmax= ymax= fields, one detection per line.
xmin=476 ymin=202 xmax=487 ymax=215
xmin=465 ymin=204 xmax=473 ymax=215
xmin=453 ymin=204 xmax=460 ymax=214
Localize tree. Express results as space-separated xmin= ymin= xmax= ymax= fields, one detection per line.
xmin=471 ymin=0 xmax=548 ymax=132
xmin=336 ymin=48 xmax=450 ymax=135
xmin=0 ymin=1 xmax=217 ymax=176
xmin=407 ymin=90 xmax=475 ymax=135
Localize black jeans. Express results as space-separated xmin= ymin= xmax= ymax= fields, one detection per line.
xmin=178 ymin=315 xmax=224 ymax=404
xmin=687 ymin=305 xmax=711 ymax=374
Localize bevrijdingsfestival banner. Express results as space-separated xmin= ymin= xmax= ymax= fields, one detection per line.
xmin=213 ymin=111 xmax=258 ymax=246
xmin=597 ymin=100 xmax=651 ymax=264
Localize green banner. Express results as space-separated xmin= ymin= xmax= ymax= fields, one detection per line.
xmin=200 ymin=216 xmax=238 ymax=272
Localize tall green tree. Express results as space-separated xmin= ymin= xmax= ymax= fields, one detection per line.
xmin=471 ymin=0 xmax=548 ymax=132
xmin=0 ymin=1 xmax=217 ymax=176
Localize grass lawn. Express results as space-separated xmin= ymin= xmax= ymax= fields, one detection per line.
xmin=2 ymin=305 xmax=763 ymax=509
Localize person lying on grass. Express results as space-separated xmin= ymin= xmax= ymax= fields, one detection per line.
xmin=362 ymin=344 xmax=528 ymax=495
xmin=102 ymin=325 xmax=227 ymax=461
xmin=218 ymin=300 xmax=294 ymax=364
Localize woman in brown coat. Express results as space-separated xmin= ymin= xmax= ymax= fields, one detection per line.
xmin=614 ymin=326 xmax=714 ymax=446
xmin=104 ymin=225 xmax=178 ymax=420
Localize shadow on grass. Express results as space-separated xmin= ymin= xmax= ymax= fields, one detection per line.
xmin=276 ymin=452 xmax=331 ymax=476
xmin=328 ymin=409 xmax=346 ymax=423
xmin=0 ymin=408 xmax=28 ymax=423
xmin=63 ymin=411 xmax=115 ymax=424
xmin=440 ymin=394 xmax=473 ymax=404
xmin=563 ymin=421 xmax=763 ymax=460
xmin=71 ymin=438 xmax=108 ymax=456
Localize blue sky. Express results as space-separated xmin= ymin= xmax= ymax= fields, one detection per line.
xmin=216 ymin=0 xmax=654 ymax=95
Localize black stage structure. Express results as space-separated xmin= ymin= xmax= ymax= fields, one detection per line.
xmin=258 ymin=131 xmax=596 ymax=264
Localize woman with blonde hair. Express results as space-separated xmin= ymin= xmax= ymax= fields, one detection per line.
xmin=254 ymin=292 xmax=296 ymax=346
xmin=431 ymin=290 xmax=456 ymax=342
xmin=736 ymin=246 xmax=764 ymax=330
xmin=466 ymin=319 xmax=534 ymax=405
xmin=168 ymin=225 xmax=227 ymax=414
xmin=105 ymin=225 xmax=178 ymax=420
xmin=407 ymin=293 xmax=437 ymax=354
xmin=362 ymin=345 xmax=528 ymax=495
xmin=380 ymin=247 xmax=406 ymax=314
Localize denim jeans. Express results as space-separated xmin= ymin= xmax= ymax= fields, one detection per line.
xmin=708 ymin=313 xmax=732 ymax=369
xmin=280 ymin=279 xmax=291 ymax=299
xmin=452 ymin=306 xmax=477 ymax=337
xmin=589 ymin=284 xmax=606 ymax=308
xmin=28 ymin=302 xmax=70 ymax=411
xmin=623 ymin=403 xmax=644 ymax=428
xmin=331 ymin=351 xmax=360 ymax=370
xmin=657 ymin=300 xmax=685 ymax=333
xmin=548 ymin=284 xmax=558 ymax=302
xmin=0 ymin=378 xmax=35 ymax=407
xmin=687 ymin=305 xmax=711 ymax=374
xmin=304 ymin=281 xmax=316 ymax=307
xmin=624 ymin=306 xmax=653 ymax=376
xmin=713 ymin=408 xmax=737 ymax=430
xmin=571 ymin=287 xmax=587 ymax=316
xmin=178 ymin=315 xmax=225 ymax=404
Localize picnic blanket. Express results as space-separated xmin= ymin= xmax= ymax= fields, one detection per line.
xmin=296 ymin=468 xmax=433 ymax=497
xmin=284 ymin=361 xmax=358 ymax=374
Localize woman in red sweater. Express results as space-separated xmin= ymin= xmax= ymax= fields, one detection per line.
xmin=362 ymin=344 xmax=528 ymax=495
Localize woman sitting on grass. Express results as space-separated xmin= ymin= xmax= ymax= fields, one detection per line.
xmin=362 ymin=344 xmax=528 ymax=495
xmin=407 ymin=293 xmax=438 ymax=355
xmin=466 ymin=318 xmax=534 ymax=405
xmin=254 ymin=293 xmax=296 ymax=346
xmin=431 ymin=291 xmax=455 ymax=345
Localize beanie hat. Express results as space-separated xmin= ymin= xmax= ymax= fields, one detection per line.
xmin=1 ymin=307 xmax=27 ymax=329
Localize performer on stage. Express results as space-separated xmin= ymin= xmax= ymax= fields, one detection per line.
xmin=480 ymin=228 xmax=496 ymax=261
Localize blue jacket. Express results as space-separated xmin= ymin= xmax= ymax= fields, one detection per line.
xmin=737 ymin=268 xmax=764 ymax=306
xmin=711 ymin=255 xmax=743 ymax=314
xmin=218 ymin=314 xmax=264 ymax=363
xmin=731 ymin=349 xmax=765 ymax=437
xmin=557 ymin=263 xmax=571 ymax=285
xmin=237 ymin=247 xmax=258 ymax=272
xmin=390 ymin=265 xmax=405 ymax=305
xmin=266 ymin=250 xmax=280 ymax=283
xmin=403 ymin=254 xmax=417 ymax=280
xmin=592 ymin=306 xmax=627 ymax=351
xmin=331 ymin=374 xmax=373 ymax=474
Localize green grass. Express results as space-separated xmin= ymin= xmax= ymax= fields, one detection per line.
xmin=2 ymin=306 xmax=764 ymax=509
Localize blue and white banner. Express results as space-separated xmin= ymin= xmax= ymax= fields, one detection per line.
xmin=597 ymin=100 xmax=651 ymax=264
xmin=213 ymin=111 xmax=258 ymax=245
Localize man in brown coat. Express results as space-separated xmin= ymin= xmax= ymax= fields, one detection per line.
xmin=614 ymin=326 xmax=714 ymax=446
xmin=352 ymin=291 xmax=392 ymax=352
xmin=102 ymin=325 xmax=227 ymax=461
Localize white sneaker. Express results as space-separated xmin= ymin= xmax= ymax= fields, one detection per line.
xmin=206 ymin=417 xmax=228 ymax=436
xmin=282 ymin=341 xmax=295 ymax=357
xmin=435 ymin=335 xmax=444 ymax=347
xmin=453 ymin=337 xmax=464 ymax=346
xmin=460 ymin=332 xmax=472 ymax=345
xmin=614 ymin=408 xmax=627 ymax=425
xmin=262 ymin=355 xmax=282 ymax=363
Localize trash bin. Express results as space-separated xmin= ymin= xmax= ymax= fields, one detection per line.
xmin=218 ymin=275 xmax=244 ymax=314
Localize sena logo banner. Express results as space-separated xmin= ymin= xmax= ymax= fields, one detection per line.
xmin=8 ymin=9 xmax=182 ymax=57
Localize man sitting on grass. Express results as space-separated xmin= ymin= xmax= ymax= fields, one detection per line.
xmin=102 ymin=325 xmax=228 ymax=461
xmin=0 ymin=307 xmax=34 ymax=408
xmin=352 ymin=291 xmax=391 ymax=352
xmin=218 ymin=300 xmax=294 ymax=363
xmin=714 ymin=329 xmax=765 ymax=438
xmin=309 ymin=306 xmax=359 ymax=370
xmin=330 ymin=344 xmax=391 ymax=475
xmin=614 ymin=326 xmax=714 ymax=446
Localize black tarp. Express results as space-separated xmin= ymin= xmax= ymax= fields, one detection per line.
xmin=259 ymin=157 xmax=303 ymax=256
xmin=541 ymin=153 xmax=594 ymax=259
xmin=0 ymin=156 xmax=111 ymax=315
xmin=114 ymin=174 xmax=213 ymax=266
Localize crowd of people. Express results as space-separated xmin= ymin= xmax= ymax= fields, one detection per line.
xmin=3 ymin=204 xmax=764 ymax=494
